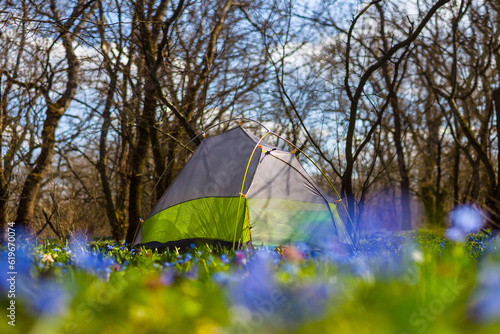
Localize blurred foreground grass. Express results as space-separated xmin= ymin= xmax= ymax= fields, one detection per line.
xmin=1 ymin=230 xmax=500 ymax=334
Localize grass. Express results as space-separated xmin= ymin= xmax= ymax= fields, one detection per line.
xmin=1 ymin=231 xmax=500 ymax=334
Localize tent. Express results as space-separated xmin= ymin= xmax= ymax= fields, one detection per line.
xmin=133 ymin=126 xmax=353 ymax=249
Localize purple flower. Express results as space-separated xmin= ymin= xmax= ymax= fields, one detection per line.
xmin=160 ymin=270 xmax=175 ymax=286
xmin=228 ymin=251 xmax=277 ymax=313
xmin=446 ymin=205 xmax=485 ymax=242
xmin=212 ymin=272 xmax=235 ymax=285
xmin=26 ymin=281 xmax=70 ymax=316
xmin=69 ymin=235 xmax=115 ymax=274
xmin=1 ymin=244 xmax=33 ymax=293
xmin=234 ymin=251 xmax=246 ymax=265
xmin=186 ymin=266 xmax=199 ymax=280
xmin=225 ymin=250 xmax=335 ymax=330
xmin=469 ymin=265 xmax=500 ymax=322
xmin=219 ymin=254 xmax=230 ymax=264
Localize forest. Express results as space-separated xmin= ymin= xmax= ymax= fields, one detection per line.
xmin=1 ymin=0 xmax=500 ymax=242
xmin=4 ymin=1 xmax=500 ymax=334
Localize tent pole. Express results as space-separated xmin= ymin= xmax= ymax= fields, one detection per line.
xmin=232 ymin=131 xmax=271 ymax=249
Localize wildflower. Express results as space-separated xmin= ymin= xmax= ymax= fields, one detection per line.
xmin=41 ymin=253 xmax=55 ymax=263
xmin=26 ymin=281 xmax=70 ymax=316
xmin=279 ymin=283 xmax=332 ymax=327
xmin=445 ymin=204 xmax=485 ymax=242
xmin=160 ymin=270 xmax=175 ymax=286
xmin=212 ymin=272 xmax=233 ymax=285
xmin=219 ymin=254 xmax=230 ymax=264
xmin=283 ymin=263 xmax=299 ymax=275
xmin=411 ymin=249 xmax=424 ymax=264
xmin=227 ymin=251 xmax=277 ymax=313
xmin=282 ymin=246 xmax=305 ymax=263
xmin=469 ymin=265 xmax=500 ymax=322
xmin=226 ymin=250 xmax=334 ymax=329
xmin=69 ymin=235 xmax=116 ymax=275
xmin=186 ymin=266 xmax=199 ymax=280
xmin=234 ymin=251 xmax=246 ymax=265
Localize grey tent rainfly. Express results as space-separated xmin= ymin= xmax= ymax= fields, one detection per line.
xmin=133 ymin=125 xmax=354 ymax=249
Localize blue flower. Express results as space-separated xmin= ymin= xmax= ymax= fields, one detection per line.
xmin=225 ymin=250 xmax=335 ymax=329
xmin=227 ymin=251 xmax=277 ymax=313
xmin=160 ymin=270 xmax=175 ymax=286
xmin=186 ymin=266 xmax=198 ymax=280
xmin=212 ymin=272 xmax=233 ymax=285
xmin=25 ymin=281 xmax=70 ymax=316
xmin=469 ymin=265 xmax=500 ymax=322
xmin=446 ymin=205 xmax=485 ymax=242
xmin=69 ymin=236 xmax=116 ymax=275
xmin=219 ymin=254 xmax=230 ymax=264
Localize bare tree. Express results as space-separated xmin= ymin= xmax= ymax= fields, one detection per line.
xmin=14 ymin=0 xmax=98 ymax=233
xmin=415 ymin=0 xmax=500 ymax=227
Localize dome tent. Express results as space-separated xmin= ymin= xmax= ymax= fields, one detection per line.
xmin=133 ymin=125 xmax=353 ymax=249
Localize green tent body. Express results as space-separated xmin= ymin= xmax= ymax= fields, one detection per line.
xmin=133 ymin=126 xmax=353 ymax=249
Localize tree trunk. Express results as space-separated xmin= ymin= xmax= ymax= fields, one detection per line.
xmin=97 ymin=72 xmax=126 ymax=241
xmin=452 ymin=142 xmax=460 ymax=205
xmin=341 ymin=163 xmax=356 ymax=230
xmin=14 ymin=0 xmax=89 ymax=232
xmin=15 ymin=103 xmax=67 ymax=227
xmin=125 ymin=78 xmax=155 ymax=243
xmin=488 ymin=87 xmax=500 ymax=228
xmin=0 ymin=169 xmax=8 ymax=241
xmin=393 ymin=109 xmax=412 ymax=230
xmin=96 ymin=3 xmax=127 ymax=242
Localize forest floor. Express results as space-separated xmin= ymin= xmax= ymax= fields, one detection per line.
xmin=1 ymin=230 xmax=500 ymax=334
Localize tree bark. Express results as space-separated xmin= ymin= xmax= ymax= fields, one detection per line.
xmin=96 ymin=1 xmax=127 ymax=241
xmin=16 ymin=103 xmax=68 ymax=227
xmin=342 ymin=0 xmax=451 ymax=223
xmin=377 ymin=2 xmax=411 ymax=230
xmin=14 ymin=0 xmax=89 ymax=231
xmin=125 ymin=0 xmax=169 ymax=243
xmin=487 ymin=87 xmax=500 ymax=228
